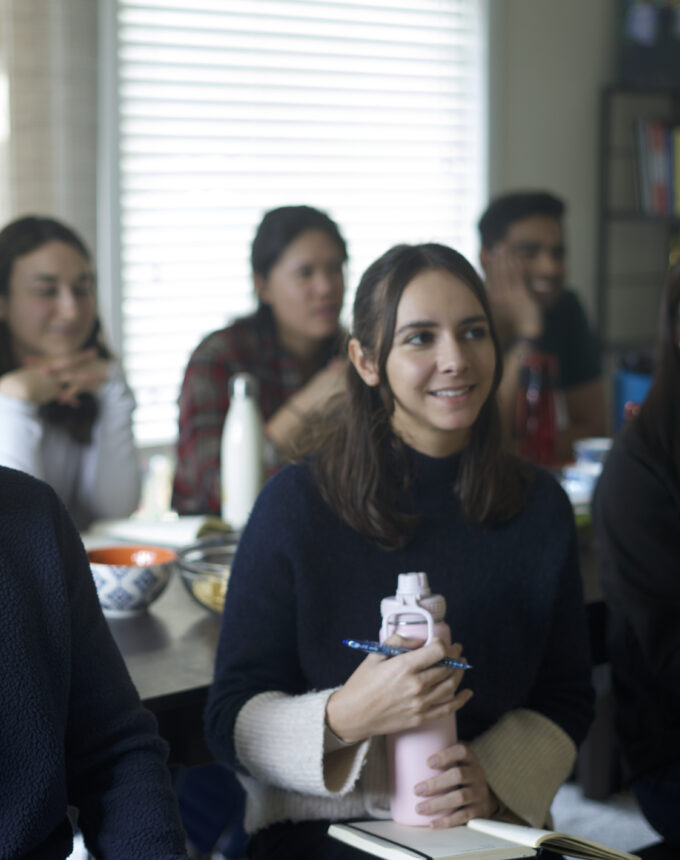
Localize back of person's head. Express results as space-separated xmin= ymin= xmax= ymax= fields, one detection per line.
xmin=478 ymin=191 xmax=565 ymax=250
xmin=0 ymin=215 xmax=91 ymax=300
xmin=250 ymin=205 xmax=347 ymax=280
xmin=635 ymin=262 xmax=680 ymax=475
xmin=303 ymin=242 xmax=523 ymax=548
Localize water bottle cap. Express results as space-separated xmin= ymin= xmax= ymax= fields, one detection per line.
xmin=380 ymin=572 xmax=446 ymax=623
xmin=396 ymin=572 xmax=430 ymax=597
xmin=230 ymin=373 xmax=259 ymax=399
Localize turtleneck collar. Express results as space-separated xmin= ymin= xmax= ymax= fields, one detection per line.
xmin=405 ymin=443 xmax=463 ymax=486
xmin=390 ymin=442 xmax=464 ymax=520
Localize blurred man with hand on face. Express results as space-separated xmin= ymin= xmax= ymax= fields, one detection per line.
xmin=478 ymin=191 xmax=607 ymax=461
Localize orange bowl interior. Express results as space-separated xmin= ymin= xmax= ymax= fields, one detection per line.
xmin=87 ymin=545 xmax=177 ymax=566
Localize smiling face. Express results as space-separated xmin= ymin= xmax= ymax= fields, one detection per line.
xmin=357 ymin=268 xmax=496 ymax=457
xmin=504 ymin=215 xmax=566 ymax=309
xmin=0 ymin=240 xmax=97 ymax=362
xmin=255 ymin=228 xmax=345 ymax=359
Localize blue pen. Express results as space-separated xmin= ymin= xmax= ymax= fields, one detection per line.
xmin=342 ymin=638 xmax=471 ymax=671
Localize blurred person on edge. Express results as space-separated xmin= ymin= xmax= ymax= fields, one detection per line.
xmin=0 ymin=464 xmax=188 ymax=857
xmin=593 ymin=262 xmax=680 ymax=847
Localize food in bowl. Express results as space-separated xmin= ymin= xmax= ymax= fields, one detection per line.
xmin=177 ymin=538 xmax=238 ymax=613
xmin=87 ymin=545 xmax=176 ymax=618
xmin=192 ymin=577 xmax=228 ymax=613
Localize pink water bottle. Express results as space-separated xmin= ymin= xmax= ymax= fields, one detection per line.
xmin=380 ymin=572 xmax=458 ymax=825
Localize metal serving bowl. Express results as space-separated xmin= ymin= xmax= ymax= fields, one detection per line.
xmin=176 ymin=536 xmax=240 ymax=614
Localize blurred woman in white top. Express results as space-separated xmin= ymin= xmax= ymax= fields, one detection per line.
xmin=0 ymin=215 xmax=140 ymax=530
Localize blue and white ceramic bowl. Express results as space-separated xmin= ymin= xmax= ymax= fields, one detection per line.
xmin=87 ymin=545 xmax=176 ymax=617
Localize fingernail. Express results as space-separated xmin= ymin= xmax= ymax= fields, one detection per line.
xmin=428 ymin=755 xmax=440 ymax=768
xmin=416 ymin=802 xmax=429 ymax=813
xmin=414 ymin=783 xmax=426 ymax=795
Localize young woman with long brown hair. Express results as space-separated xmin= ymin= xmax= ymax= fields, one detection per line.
xmin=206 ymin=243 xmax=594 ymax=859
xmin=0 ymin=215 xmax=140 ymax=529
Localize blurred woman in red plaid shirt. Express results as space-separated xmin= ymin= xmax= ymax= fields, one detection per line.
xmin=172 ymin=205 xmax=348 ymax=515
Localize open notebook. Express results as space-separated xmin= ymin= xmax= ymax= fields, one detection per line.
xmin=328 ymin=818 xmax=641 ymax=860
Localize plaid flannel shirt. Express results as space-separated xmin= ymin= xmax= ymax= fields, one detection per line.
xmin=171 ymin=308 xmax=342 ymax=515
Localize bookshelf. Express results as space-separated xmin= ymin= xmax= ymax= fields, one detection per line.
xmin=596 ymin=85 xmax=680 ymax=359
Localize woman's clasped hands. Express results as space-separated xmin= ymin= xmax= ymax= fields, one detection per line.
xmin=0 ymin=349 xmax=110 ymax=407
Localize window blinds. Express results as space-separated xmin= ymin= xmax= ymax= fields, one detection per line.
xmin=106 ymin=0 xmax=487 ymax=445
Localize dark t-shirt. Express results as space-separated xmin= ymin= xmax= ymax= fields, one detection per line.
xmin=539 ymin=289 xmax=601 ymax=388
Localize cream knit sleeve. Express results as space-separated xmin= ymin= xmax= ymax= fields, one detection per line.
xmin=234 ymin=689 xmax=371 ymax=797
xmin=469 ymin=708 xmax=576 ymax=828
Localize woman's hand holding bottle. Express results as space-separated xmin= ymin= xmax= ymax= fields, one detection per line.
xmin=325 ymin=636 xmax=473 ymax=746
xmin=0 ymin=349 xmax=110 ymax=406
xmin=413 ymin=742 xmax=498 ymax=827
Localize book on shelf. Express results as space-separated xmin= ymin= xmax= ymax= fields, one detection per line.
xmin=633 ymin=117 xmax=680 ymax=217
xmin=327 ymin=817 xmax=641 ymax=860
xmin=647 ymin=119 xmax=671 ymax=215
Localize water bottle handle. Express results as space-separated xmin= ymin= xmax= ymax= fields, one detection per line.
xmin=380 ymin=606 xmax=435 ymax=644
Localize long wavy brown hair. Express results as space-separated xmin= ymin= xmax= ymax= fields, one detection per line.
xmin=296 ymin=243 xmax=526 ymax=549
xmin=633 ymin=262 xmax=680 ymax=478
xmin=0 ymin=215 xmax=111 ymax=444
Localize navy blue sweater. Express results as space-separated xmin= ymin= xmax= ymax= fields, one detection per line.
xmin=206 ymin=449 xmax=594 ymax=775
xmin=0 ymin=467 xmax=188 ymax=858
xmin=594 ymin=427 xmax=680 ymax=778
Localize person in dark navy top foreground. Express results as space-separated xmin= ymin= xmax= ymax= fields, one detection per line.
xmin=0 ymin=465 xmax=188 ymax=858
xmin=594 ymin=262 xmax=680 ymax=846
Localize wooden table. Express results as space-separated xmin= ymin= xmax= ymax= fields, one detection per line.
xmin=105 ymin=572 xmax=222 ymax=766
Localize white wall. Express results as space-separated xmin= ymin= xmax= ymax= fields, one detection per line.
xmin=488 ymin=0 xmax=618 ymax=323
xmin=0 ymin=0 xmax=98 ymax=250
